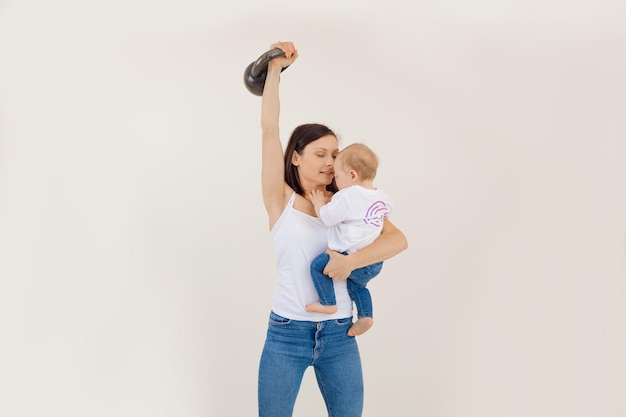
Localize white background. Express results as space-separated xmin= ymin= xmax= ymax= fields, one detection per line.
xmin=1 ymin=1 xmax=625 ymax=416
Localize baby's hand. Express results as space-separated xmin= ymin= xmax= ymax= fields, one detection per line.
xmin=309 ymin=189 xmax=330 ymax=206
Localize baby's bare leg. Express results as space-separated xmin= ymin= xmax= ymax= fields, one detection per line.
xmin=305 ymin=302 xmax=338 ymax=314
xmin=347 ymin=317 xmax=374 ymax=336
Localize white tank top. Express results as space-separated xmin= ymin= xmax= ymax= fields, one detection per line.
xmin=270 ymin=192 xmax=353 ymax=321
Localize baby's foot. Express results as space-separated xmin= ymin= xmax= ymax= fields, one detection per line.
xmin=305 ymin=302 xmax=338 ymax=314
xmin=348 ymin=317 xmax=374 ymax=336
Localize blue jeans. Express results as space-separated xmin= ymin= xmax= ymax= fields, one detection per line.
xmin=258 ymin=311 xmax=363 ymax=417
xmin=310 ymin=252 xmax=383 ymax=318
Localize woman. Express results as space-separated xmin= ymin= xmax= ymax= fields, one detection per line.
xmin=258 ymin=41 xmax=408 ymax=417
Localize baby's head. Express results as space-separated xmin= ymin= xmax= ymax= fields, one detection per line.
xmin=334 ymin=143 xmax=379 ymax=190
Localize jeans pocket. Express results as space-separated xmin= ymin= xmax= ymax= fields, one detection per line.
xmin=269 ymin=311 xmax=291 ymax=325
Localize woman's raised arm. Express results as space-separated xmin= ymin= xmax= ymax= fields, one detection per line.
xmin=260 ymin=42 xmax=298 ymax=227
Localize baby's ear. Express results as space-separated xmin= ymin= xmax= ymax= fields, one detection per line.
xmin=350 ymin=169 xmax=359 ymax=182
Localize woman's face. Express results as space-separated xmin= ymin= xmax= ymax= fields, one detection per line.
xmin=292 ymin=134 xmax=339 ymax=190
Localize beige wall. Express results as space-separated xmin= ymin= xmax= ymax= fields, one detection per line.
xmin=1 ymin=1 xmax=625 ymax=416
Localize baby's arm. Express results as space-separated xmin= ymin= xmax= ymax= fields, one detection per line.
xmin=309 ymin=189 xmax=331 ymax=218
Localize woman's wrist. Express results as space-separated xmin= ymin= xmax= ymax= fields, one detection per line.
xmin=342 ymin=252 xmax=360 ymax=272
xmin=267 ymin=61 xmax=283 ymax=74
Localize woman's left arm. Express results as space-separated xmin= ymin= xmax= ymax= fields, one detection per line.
xmin=323 ymin=218 xmax=408 ymax=280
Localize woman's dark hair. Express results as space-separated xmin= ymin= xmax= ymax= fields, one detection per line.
xmin=284 ymin=123 xmax=339 ymax=195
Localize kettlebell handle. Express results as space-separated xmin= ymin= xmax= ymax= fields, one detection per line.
xmin=250 ymin=48 xmax=287 ymax=78
xmin=243 ymin=48 xmax=289 ymax=96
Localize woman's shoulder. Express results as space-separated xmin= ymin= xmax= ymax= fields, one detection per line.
xmin=292 ymin=190 xmax=318 ymax=218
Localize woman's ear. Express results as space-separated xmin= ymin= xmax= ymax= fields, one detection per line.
xmin=291 ymin=151 xmax=300 ymax=166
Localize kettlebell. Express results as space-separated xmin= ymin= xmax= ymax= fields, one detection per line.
xmin=243 ymin=48 xmax=289 ymax=96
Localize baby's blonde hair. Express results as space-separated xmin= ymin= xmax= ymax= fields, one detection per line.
xmin=338 ymin=143 xmax=379 ymax=181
